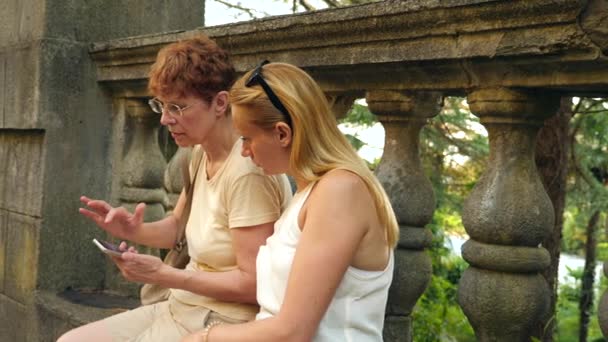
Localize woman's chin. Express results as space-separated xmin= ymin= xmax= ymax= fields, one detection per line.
xmin=172 ymin=136 xmax=191 ymax=147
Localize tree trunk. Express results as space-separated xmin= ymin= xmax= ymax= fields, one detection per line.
xmin=535 ymin=97 xmax=573 ymax=341
xmin=579 ymin=210 xmax=601 ymax=342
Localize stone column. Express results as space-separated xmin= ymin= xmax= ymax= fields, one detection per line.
xmin=367 ymin=90 xmax=442 ymax=342
xmin=326 ymin=93 xmax=358 ymax=120
xmin=119 ymin=99 xmax=168 ymax=220
xmin=458 ymin=88 xmax=559 ymax=341
xmin=107 ymin=99 xmax=169 ymax=295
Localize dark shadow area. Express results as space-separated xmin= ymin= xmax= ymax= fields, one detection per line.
xmin=58 ymin=288 xmax=140 ymax=310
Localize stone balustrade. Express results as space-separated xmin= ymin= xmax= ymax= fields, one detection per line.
xmin=86 ymin=1 xmax=608 ymax=340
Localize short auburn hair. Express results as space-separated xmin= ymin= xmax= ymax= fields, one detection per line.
xmin=148 ymin=35 xmax=235 ymax=103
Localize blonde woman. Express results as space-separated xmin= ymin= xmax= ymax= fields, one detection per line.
xmin=182 ymin=61 xmax=398 ymax=342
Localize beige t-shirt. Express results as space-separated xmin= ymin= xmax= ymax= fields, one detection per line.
xmin=171 ymin=140 xmax=292 ymax=321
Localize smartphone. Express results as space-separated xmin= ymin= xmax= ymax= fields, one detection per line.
xmin=92 ymin=238 xmax=123 ymax=257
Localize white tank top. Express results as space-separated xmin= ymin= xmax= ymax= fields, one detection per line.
xmin=256 ymin=182 xmax=394 ymax=341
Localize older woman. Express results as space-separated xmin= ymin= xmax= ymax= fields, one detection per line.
xmin=58 ymin=39 xmax=292 ymax=342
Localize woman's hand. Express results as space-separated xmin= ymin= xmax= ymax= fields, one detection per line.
xmin=112 ymin=248 xmax=168 ymax=284
xmin=79 ymin=196 xmax=145 ymax=240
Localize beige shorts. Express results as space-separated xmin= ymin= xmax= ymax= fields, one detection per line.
xmin=101 ymin=296 xmax=245 ymax=342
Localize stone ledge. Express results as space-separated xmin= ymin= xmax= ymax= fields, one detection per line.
xmin=36 ymin=289 xmax=138 ymax=328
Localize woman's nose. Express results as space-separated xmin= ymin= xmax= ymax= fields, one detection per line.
xmin=159 ymin=111 xmax=174 ymax=126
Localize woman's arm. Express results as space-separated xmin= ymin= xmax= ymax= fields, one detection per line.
xmin=113 ymin=221 xmax=274 ymax=304
xmin=133 ymin=190 xmax=186 ymax=248
xmin=160 ymin=221 xmax=274 ymax=303
xmin=197 ymin=171 xmax=374 ymax=342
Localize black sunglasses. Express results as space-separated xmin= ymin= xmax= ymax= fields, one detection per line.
xmin=245 ymin=60 xmax=292 ymax=127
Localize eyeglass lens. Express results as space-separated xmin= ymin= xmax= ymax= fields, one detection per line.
xmin=148 ymin=99 xmax=183 ymax=116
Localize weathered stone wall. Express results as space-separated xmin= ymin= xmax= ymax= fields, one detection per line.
xmin=0 ymin=1 xmax=203 ymax=341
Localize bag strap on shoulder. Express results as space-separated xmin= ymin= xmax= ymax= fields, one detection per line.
xmin=174 ymin=147 xmax=203 ymax=249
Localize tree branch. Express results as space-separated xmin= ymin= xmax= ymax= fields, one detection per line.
xmin=321 ymin=0 xmax=342 ymax=8
xmin=570 ymin=116 xmax=608 ymax=196
xmin=212 ymin=0 xmax=266 ymax=18
xmin=435 ymin=116 xmax=485 ymax=160
xmin=298 ymin=0 xmax=317 ymax=11
xmin=577 ymin=109 xmax=608 ymax=115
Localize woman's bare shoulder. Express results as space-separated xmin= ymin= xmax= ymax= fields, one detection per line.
xmin=313 ymin=169 xmax=370 ymax=202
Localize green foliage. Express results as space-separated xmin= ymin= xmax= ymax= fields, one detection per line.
xmin=339 ymin=103 xmax=378 ymax=127
xmin=338 ymin=102 xmax=379 ymax=159
xmin=552 ymin=98 xmax=608 ymax=341
xmin=555 ymin=266 xmax=606 ymax=341
xmin=420 ymin=97 xmax=488 ymax=216
xmin=563 ymin=99 xmax=608 ymax=256
xmin=342 ymin=133 xmax=366 ymax=151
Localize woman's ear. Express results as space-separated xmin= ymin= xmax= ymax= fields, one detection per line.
xmin=214 ymin=91 xmax=229 ymax=117
xmin=274 ymin=122 xmax=292 ymax=147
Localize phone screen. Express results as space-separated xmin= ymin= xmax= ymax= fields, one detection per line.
xmin=93 ymin=238 xmax=122 ymax=256
xmin=99 ymin=239 xmax=120 ymax=251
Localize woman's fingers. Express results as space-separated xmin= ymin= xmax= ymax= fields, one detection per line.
xmin=84 ymin=199 xmax=112 ymax=215
xmin=118 ymin=241 xmax=138 ymax=254
xmin=132 ymin=202 xmax=146 ymax=224
xmin=118 ymin=241 xmax=128 ymax=251
xmin=78 ymin=208 xmax=104 ymax=225
xmin=104 ymin=207 xmax=118 ymax=223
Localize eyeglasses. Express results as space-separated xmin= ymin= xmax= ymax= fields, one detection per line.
xmin=245 ymin=60 xmax=292 ymax=127
xmin=148 ymin=98 xmax=192 ymax=117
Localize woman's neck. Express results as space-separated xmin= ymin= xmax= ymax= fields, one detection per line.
xmin=201 ymin=118 xmax=239 ymax=165
xmin=291 ymin=173 xmax=311 ymax=193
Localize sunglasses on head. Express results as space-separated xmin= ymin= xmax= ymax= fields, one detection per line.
xmin=245 ymin=60 xmax=292 ymax=128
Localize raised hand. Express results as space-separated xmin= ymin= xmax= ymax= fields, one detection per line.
xmin=79 ymin=196 xmax=146 ymax=240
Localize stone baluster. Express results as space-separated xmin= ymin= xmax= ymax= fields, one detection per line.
xmin=107 ymin=99 xmax=169 ymax=294
xmin=119 ymin=99 xmax=169 ymax=220
xmin=458 ymin=88 xmax=559 ymax=341
xmin=367 ymin=90 xmax=442 ymax=341
xmin=326 ymin=93 xmax=358 ymax=120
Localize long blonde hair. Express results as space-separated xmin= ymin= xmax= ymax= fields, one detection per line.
xmin=230 ymin=62 xmax=399 ymax=248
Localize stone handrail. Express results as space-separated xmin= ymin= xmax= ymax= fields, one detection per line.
xmin=90 ymin=0 xmax=607 ymax=96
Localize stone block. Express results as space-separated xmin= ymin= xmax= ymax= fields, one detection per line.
xmin=4 ymin=212 xmax=39 ymax=304
xmin=0 ymin=0 xmax=45 ymax=47
xmin=2 ymin=46 xmax=40 ymax=129
xmin=35 ymin=290 xmax=131 ymax=341
xmin=45 ymin=0 xmax=204 ymax=42
xmin=0 ymin=130 xmax=45 ymax=217
xmin=0 ymin=294 xmax=27 ymax=342
xmin=0 ymin=52 xmax=4 ymax=126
